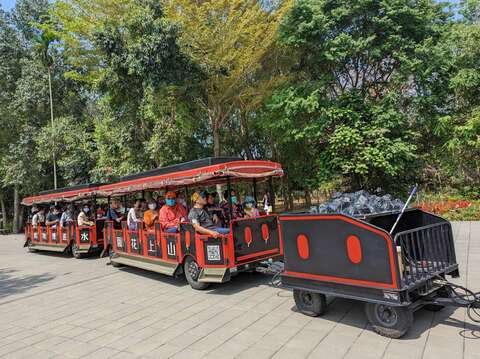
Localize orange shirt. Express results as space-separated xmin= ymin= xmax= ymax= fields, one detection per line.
xmin=143 ymin=209 xmax=159 ymax=231
xmin=159 ymin=204 xmax=187 ymax=230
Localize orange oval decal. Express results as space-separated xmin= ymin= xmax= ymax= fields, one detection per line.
xmin=261 ymin=224 xmax=269 ymax=242
xmin=244 ymin=227 xmax=253 ymax=247
xmin=296 ymin=234 xmax=309 ymax=260
xmin=346 ymin=235 xmax=362 ymax=264
xmin=185 ymin=231 xmax=191 ymax=249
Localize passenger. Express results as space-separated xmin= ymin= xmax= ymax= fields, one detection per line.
xmin=176 ymin=192 xmax=188 ymax=212
xmin=127 ymin=199 xmax=144 ymax=230
xmin=188 ymin=191 xmax=230 ymax=236
xmin=78 ymin=204 xmax=94 ymax=226
xmin=60 ymin=204 xmax=75 ymax=227
xmin=45 ymin=205 xmax=61 ymax=228
xmin=159 ymin=191 xmax=187 ymax=233
xmin=206 ymin=192 xmax=224 ymax=225
xmin=243 ymin=196 xmax=260 ymax=218
xmin=31 ymin=208 xmax=45 ymax=227
xmin=221 ymin=189 xmax=244 ymax=221
xmin=144 ymin=200 xmax=159 ymax=231
xmin=156 ymin=195 xmax=166 ymax=209
xmin=107 ymin=199 xmax=124 ymax=229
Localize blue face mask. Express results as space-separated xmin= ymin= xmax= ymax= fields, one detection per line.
xmin=166 ymin=199 xmax=176 ymax=207
xmin=231 ymin=196 xmax=238 ymax=205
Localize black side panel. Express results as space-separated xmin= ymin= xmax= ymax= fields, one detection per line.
xmin=232 ymin=216 xmax=280 ymax=263
xmin=280 ymin=215 xmax=398 ymax=288
xmin=365 ymin=209 xmax=445 ymax=237
xmin=203 ymin=237 xmax=226 ymax=265
xmin=180 ymin=223 xmax=197 ymax=258
xmin=129 ymin=231 xmax=142 ymax=255
xmin=79 ymin=228 xmax=90 ymax=244
xmin=166 ymin=234 xmax=178 ymax=260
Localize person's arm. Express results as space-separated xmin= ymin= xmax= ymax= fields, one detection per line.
xmin=46 ymin=216 xmax=59 ymax=226
xmin=192 ymin=223 xmax=221 ymax=237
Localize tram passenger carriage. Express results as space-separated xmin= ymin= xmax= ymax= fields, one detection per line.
xmin=22 ymin=157 xmax=284 ymax=289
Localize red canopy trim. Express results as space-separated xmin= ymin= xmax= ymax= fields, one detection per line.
xmin=22 ymin=187 xmax=98 ymax=206
xmin=97 ymin=161 xmax=283 ymax=196
xmin=22 ymin=160 xmax=283 ymax=205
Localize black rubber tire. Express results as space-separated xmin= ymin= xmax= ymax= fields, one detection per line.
xmin=365 ymin=303 xmax=413 ymax=338
xmin=71 ymin=242 xmax=83 ymax=259
xmin=184 ymin=256 xmax=210 ymax=290
xmin=109 ymin=246 xmax=122 ymax=267
xmin=26 ymin=240 xmax=37 ymax=252
xmin=423 ymin=304 xmax=444 ymax=312
xmin=293 ymin=289 xmax=327 ymax=317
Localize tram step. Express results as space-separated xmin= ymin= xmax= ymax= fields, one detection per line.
xmin=111 ymin=254 xmax=178 ymax=276
xmin=30 ymin=244 xmax=68 ymax=252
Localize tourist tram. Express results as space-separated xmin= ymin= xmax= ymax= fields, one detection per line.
xmin=22 ymin=183 xmax=104 ymax=258
xmin=22 ymin=157 xmax=285 ymax=289
xmin=22 ymin=157 xmax=474 ymax=338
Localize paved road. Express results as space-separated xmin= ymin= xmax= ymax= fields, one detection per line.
xmin=0 ymin=222 xmax=479 ymax=358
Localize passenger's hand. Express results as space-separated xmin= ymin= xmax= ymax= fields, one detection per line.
xmin=212 ymin=231 xmax=221 ymax=238
xmin=213 ymin=214 xmax=219 ymax=224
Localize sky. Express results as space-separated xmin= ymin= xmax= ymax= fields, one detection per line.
xmin=0 ymin=0 xmax=16 ymax=10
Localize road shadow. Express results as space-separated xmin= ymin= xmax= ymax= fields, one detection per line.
xmin=116 ymin=266 xmax=188 ymax=287
xmin=289 ymin=297 xmax=480 ymax=340
xmin=205 ymin=271 xmax=275 ymax=295
xmin=0 ymin=268 xmax=55 ymax=300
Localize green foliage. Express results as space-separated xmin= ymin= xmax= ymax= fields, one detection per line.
xmin=1 ymin=0 xmax=480 ymax=226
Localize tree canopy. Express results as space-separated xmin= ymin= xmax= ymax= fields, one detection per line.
xmin=0 ymin=0 xmax=479 ymax=230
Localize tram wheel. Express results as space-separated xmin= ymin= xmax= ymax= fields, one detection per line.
xmin=293 ymin=289 xmax=326 ymax=317
xmin=26 ymin=239 xmax=37 ymax=252
xmin=71 ymin=242 xmax=83 ymax=259
xmin=365 ymin=303 xmax=413 ymax=338
xmin=184 ymin=256 xmax=210 ymax=290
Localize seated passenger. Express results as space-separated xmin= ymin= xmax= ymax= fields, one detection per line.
xmin=32 ymin=208 xmax=45 ymax=227
xmin=60 ymin=205 xmax=75 ymax=227
xmin=46 ymin=205 xmax=61 ymax=228
xmin=78 ymin=205 xmax=94 ymax=226
xmin=188 ymin=191 xmax=229 ymax=236
xmin=206 ymin=193 xmax=224 ymax=225
xmin=144 ymin=200 xmax=159 ymax=231
xmin=127 ymin=199 xmax=144 ymax=230
xmin=221 ymin=189 xmax=244 ymax=221
xmin=243 ymin=196 xmax=260 ymax=218
xmin=107 ymin=199 xmax=124 ymax=229
xmin=159 ymin=191 xmax=187 ymax=233
xmin=176 ymin=192 xmax=188 ymax=212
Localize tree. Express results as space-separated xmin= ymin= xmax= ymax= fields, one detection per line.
xmin=165 ymin=0 xmax=292 ymax=156
xmin=263 ymin=0 xmax=448 ymax=192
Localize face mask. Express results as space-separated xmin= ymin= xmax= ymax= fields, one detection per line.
xmin=166 ymin=199 xmax=176 ymax=207
xmin=83 ymin=207 xmax=89 ymax=213
xmin=148 ymin=203 xmax=156 ymax=210
xmin=119 ymin=207 xmax=125 ymax=213
xmin=231 ymin=196 xmax=238 ymax=205
xmin=245 ymin=202 xmax=254 ymax=209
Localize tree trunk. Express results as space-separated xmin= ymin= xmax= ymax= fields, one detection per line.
xmin=18 ymin=205 xmax=24 ymax=232
xmin=48 ymin=66 xmax=57 ymax=189
xmin=0 ymin=192 xmax=6 ymax=229
xmin=305 ymin=190 xmax=312 ymax=208
xmin=12 ymin=185 xmax=19 ymax=233
xmin=213 ymin=120 xmax=221 ymax=157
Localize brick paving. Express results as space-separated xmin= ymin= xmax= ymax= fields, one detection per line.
xmin=0 ymin=221 xmax=479 ymax=358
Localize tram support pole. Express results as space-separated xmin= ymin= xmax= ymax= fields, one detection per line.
xmin=227 ymin=177 xmax=233 ymax=221
xmin=268 ymin=176 xmax=275 ymax=213
xmin=253 ymin=178 xmax=258 ymax=204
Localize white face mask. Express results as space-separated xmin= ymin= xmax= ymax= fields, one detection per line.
xmin=148 ymin=203 xmax=157 ymax=210
xmin=83 ymin=207 xmax=89 ymax=213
